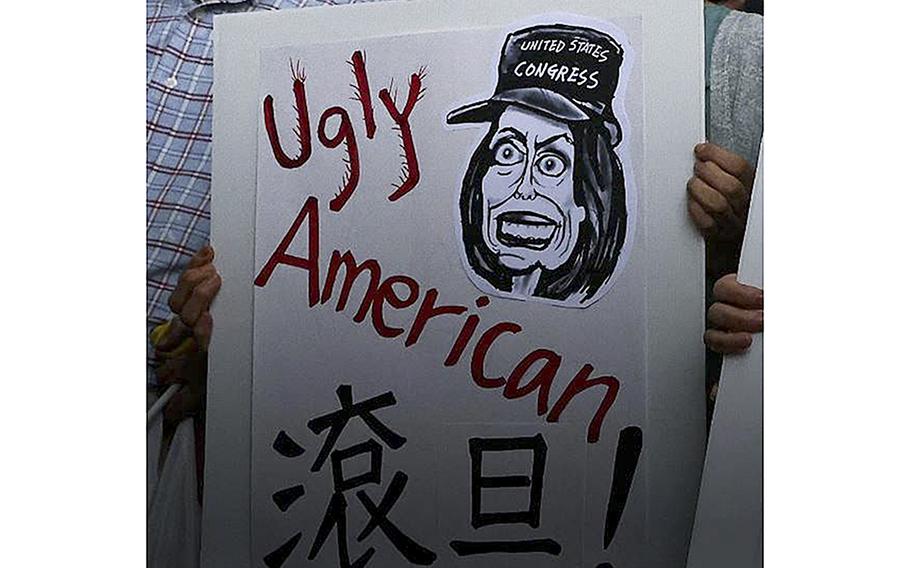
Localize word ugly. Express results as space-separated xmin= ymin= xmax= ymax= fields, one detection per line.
xmin=263 ymin=51 xmax=426 ymax=212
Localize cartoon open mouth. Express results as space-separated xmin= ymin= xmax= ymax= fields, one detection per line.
xmin=495 ymin=211 xmax=559 ymax=250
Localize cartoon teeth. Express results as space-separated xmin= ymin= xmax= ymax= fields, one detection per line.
xmin=495 ymin=211 xmax=559 ymax=249
xmin=501 ymin=220 xmax=556 ymax=239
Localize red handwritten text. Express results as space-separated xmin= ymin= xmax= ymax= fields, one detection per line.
xmin=255 ymin=197 xmax=621 ymax=443
xmin=262 ymin=52 xmax=426 ymax=212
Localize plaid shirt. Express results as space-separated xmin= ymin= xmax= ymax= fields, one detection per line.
xmin=147 ymin=0 xmax=372 ymax=384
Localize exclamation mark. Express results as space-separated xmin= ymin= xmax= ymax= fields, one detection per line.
xmin=596 ymin=425 xmax=643 ymax=568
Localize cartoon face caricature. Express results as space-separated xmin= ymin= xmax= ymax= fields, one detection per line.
xmin=448 ymin=24 xmax=629 ymax=307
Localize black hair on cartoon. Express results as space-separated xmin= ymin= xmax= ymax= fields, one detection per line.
xmin=459 ymin=106 xmax=627 ymax=304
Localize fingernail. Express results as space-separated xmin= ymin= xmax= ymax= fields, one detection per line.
xmin=695 ymin=143 xmax=707 ymax=153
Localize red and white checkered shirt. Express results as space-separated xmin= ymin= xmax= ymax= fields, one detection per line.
xmin=146 ymin=0 xmax=372 ymax=384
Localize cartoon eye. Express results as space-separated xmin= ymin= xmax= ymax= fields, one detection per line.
xmin=535 ymin=153 xmax=567 ymax=178
xmin=493 ymin=141 xmax=524 ymax=166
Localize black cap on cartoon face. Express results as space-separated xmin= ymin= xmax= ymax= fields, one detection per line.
xmin=447 ymin=24 xmax=624 ymax=145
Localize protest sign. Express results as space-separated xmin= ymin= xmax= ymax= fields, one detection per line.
xmin=207 ymin=2 xmax=706 ymax=567
xmin=687 ymin=144 xmax=764 ymax=568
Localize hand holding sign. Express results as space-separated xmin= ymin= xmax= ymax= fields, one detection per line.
xmin=168 ymin=244 xmax=222 ymax=351
xmin=687 ymin=142 xmax=754 ymax=240
xmin=704 ymin=273 xmax=763 ymax=355
xmin=153 ymin=244 xmax=221 ymax=421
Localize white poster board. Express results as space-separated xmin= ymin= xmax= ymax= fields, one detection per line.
xmin=207 ymin=2 xmax=706 ymax=567
xmin=687 ymin=144 xmax=763 ymax=568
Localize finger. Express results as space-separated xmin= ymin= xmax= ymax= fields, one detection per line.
xmin=155 ymin=317 xmax=192 ymax=352
xmin=707 ymin=302 xmax=763 ymax=333
xmin=187 ymin=244 xmax=214 ymax=270
xmin=713 ymin=273 xmax=764 ymax=309
xmin=688 ymin=183 xmax=745 ymax=243
xmin=704 ymin=329 xmax=753 ymax=354
xmin=695 ymin=142 xmax=753 ymax=183
xmin=694 ymin=159 xmax=748 ymax=215
xmin=194 ymin=312 xmax=213 ymax=352
xmin=179 ymin=273 xmax=222 ymax=328
xmin=687 ymin=176 xmax=731 ymax=217
xmin=168 ymin=263 xmax=216 ymax=313
xmin=687 ymin=198 xmax=716 ymax=234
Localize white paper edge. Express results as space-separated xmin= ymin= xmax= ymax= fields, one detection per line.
xmin=687 ymin=141 xmax=763 ymax=568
